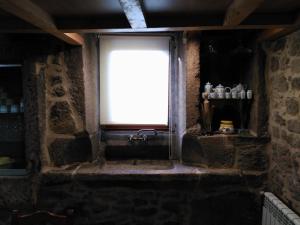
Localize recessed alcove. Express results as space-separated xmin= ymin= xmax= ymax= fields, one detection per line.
xmin=0 ymin=64 xmax=25 ymax=170
xmin=182 ymin=30 xmax=270 ymax=169
xmin=199 ymin=30 xmax=263 ymax=134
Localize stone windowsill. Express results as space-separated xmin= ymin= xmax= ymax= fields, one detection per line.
xmin=41 ymin=161 xmax=266 ymax=182
xmin=0 ymin=169 xmax=29 ymax=177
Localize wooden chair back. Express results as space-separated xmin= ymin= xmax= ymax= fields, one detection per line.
xmin=11 ymin=209 xmax=74 ymax=225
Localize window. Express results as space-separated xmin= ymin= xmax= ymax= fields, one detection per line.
xmin=99 ymin=35 xmax=170 ymax=128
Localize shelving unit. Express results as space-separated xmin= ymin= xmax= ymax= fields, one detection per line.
xmin=0 ymin=64 xmax=26 ymax=171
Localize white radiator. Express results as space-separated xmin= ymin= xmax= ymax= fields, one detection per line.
xmin=262 ymin=192 xmax=300 ymax=225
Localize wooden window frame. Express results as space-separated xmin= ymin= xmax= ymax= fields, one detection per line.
xmin=100 ymin=124 xmax=169 ymax=131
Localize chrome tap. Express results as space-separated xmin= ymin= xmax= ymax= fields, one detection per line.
xmin=128 ymin=129 xmax=157 ymax=143
xmin=137 ymin=129 xmax=158 ymax=136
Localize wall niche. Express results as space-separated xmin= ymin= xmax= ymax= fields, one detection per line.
xmin=182 ymin=30 xmax=270 ymax=168
xmin=200 ymin=30 xmax=261 ymax=134
xmin=0 ymin=64 xmax=25 ymax=170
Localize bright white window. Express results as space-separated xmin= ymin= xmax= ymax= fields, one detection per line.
xmin=99 ymin=36 xmax=170 ymax=126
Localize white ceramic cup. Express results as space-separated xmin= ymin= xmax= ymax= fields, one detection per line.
xmin=232 ymin=91 xmax=237 ymax=99
xmin=240 ymin=90 xmax=246 ymax=99
xmin=247 ymin=90 xmax=253 ymax=99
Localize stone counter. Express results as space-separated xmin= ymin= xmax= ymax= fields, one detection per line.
xmin=0 ymin=162 xmax=267 ymax=225
xmin=37 ymin=162 xmax=266 ymax=225
xmin=41 ymin=161 xmax=266 ymax=184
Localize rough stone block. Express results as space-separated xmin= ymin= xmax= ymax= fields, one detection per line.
xmin=289 ymin=38 xmax=300 ymax=56
xmin=292 ymin=152 xmax=300 ymax=181
xmin=270 ymin=56 xmax=279 ymax=72
xmin=274 ymin=143 xmax=292 ymax=173
xmin=272 ymin=126 xmax=280 ymax=139
xmin=182 ymin=134 xmax=206 ymax=166
xmin=51 ymin=85 xmax=66 ymax=97
xmin=236 ymin=144 xmax=267 ymax=171
xmin=182 ymin=134 xmax=235 ymax=168
xmin=49 ymin=101 xmax=76 ymax=134
xmin=280 ymin=129 xmax=288 ymax=142
xmin=274 ymin=112 xmax=286 ymax=126
xmin=290 ymin=134 xmax=300 ymax=148
xmin=280 ymin=56 xmax=290 ymax=71
xmin=49 ymin=75 xmax=63 ymax=87
xmin=271 ymin=75 xmax=289 ymax=92
xmin=292 ymin=77 xmax=300 ymax=90
xmin=269 ymin=166 xmax=284 ymax=196
xmin=0 ymin=178 xmax=32 ymax=208
xmin=291 ymin=59 xmax=300 ymax=73
xmin=48 ymin=133 xmax=92 ymax=166
xmin=286 ymin=98 xmax=299 ymax=115
xmin=69 ymin=86 xmax=85 ymax=119
xmin=287 ymin=120 xmax=300 ymax=134
xmin=65 ymin=48 xmax=85 ymax=120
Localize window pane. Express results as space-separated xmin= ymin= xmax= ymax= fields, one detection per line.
xmin=100 ymin=36 xmax=170 ymax=125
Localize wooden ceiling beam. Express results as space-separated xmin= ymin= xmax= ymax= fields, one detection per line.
xmin=0 ymin=24 xmax=292 ymax=34
xmin=224 ymin=0 xmax=265 ymax=26
xmin=58 ymin=24 xmax=292 ymax=33
xmin=0 ymin=0 xmax=83 ymax=45
xmin=118 ymin=0 xmax=147 ymax=29
xmin=257 ymin=14 xmax=300 ymax=42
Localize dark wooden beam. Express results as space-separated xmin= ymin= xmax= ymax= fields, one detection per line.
xmin=224 ymin=0 xmax=265 ymax=26
xmin=58 ymin=24 xmax=292 ymax=34
xmin=257 ymin=14 xmax=300 ymax=41
xmin=0 ymin=24 xmax=292 ymax=34
xmin=53 ymin=12 xmax=293 ymax=31
xmin=0 ymin=0 xmax=83 ymax=45
xmin=0 ymin=12 xmax=294 ymax=34
xmin=118 ymin=0 xmax=147 ymax=29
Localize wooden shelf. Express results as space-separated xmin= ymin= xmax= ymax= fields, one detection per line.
xmin=0 ymin=113 xmax=24 ymax=116
xmin=0 ymin=169 xmax=28 ymax=176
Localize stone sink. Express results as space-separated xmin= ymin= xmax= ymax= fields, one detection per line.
xmin=105 ymin=160 xmax=174 ymax=170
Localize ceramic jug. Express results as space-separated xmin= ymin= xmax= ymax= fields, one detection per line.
xmin=215 ymin=84 xmax=225 ymax=99
xmin=204 ymin=82 xmax=213 ymax=93
xmin=231 ymin=88 xmax=238 ymax=99
xmin=235 ymin=83 xmax=244 ymax=92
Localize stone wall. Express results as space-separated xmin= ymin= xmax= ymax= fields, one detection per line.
xmin=185 ymin=32 xmax=200 ymax=129
xmin=42 ymin=48 xmax=92 ymax=166
xmin=265 ymin=30 xmax=300 ymax=214
xmin=23 ymin=45 xmax=92 ymax=167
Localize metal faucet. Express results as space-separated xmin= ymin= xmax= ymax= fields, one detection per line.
xmin=128 ymin=129 xmax=157 ymax=143
xmin=137 ymin=129 xmax=158 ymax=136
